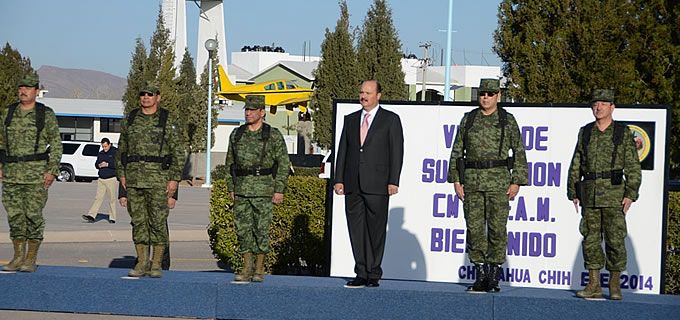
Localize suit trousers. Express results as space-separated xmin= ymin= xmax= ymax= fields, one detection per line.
xmin=87 ymin=177 xmax=118 ymax=220
xmin=345 ymin=192 xmax=389 ymax=280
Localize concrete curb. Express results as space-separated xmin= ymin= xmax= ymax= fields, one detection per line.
xmin=0 ymin=229 xmax=208 ymax=243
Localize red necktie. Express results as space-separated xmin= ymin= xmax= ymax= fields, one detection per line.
xmin=360 ymin=113 xmax=370 ymax=145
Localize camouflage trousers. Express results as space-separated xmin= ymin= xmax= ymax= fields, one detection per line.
xmin=233 ymin=196 xmax=273 ymax=254
xmin=580 ymin=206 xmax=627 ymax=271
xmin=2 ymin=183 xmax=47 ymax=240
xmin=127 ymin=187 xmax=169 ymax=245
xmin=463 ymin=191 xmax=509 ymax=265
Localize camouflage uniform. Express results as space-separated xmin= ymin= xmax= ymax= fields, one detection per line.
xmin=0 ymin=74 xmax=62 ymax=272
xmin=116 ymin=108 xmax=185 ymax=246
xmin=447 ymin=110 xmax=528 ymax=263
xmin=0 ymin=106 xmax=61 ymax=240
xmin=225 ymin=95 xmax=290 ymax=282
xmin=116 ymin=83 xmax=185 ymax=278
xmin=447 ymin=79 xmax=528 ymax=292
xmin=567 ymin=123 xmax=640 ymax=271
xmin=568 ymin=89 xmax=641 ymax=300
xmin=567 ymin=91 xmax=641 ymax=272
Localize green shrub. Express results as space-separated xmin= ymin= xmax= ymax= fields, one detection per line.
xmin=211 ymin=165 xmax=317 ymax=180
xmin=211 ymin=164 xmax=229 ymax=182
xmin=208 ymin=177 xmax=328 ymax=275
xmin=665 ymin=191 xmax=680 ymax=294
xmin=292 ymin=166 xmax=320 ymax=177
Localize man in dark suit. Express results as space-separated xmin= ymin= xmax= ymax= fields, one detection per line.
xmin=334 ymin=80 xmax=404 ymax=288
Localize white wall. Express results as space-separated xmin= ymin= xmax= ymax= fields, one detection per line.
xmin=231 ymin=51 xmax=320 ymax=76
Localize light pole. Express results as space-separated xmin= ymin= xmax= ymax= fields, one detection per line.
xmin=202 ymin=38 xmax=218 ymax=188
xmin=444 ymin=0 xmax=454 ymax=101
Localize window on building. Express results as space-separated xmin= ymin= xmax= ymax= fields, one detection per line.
xmin=58 ymin=116 xmax=93 ymax=141
xmin=100 ymin=118 xmax=121 ymax=133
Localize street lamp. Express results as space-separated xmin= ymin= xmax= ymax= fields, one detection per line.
xmin=444 ymin=0 xmax=454 ymax=101
xmin=202 ymin=38 xmax=218 ymax=188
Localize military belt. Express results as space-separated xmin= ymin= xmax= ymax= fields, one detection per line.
xmin=465 ymin=159 xmax=508 ymax=169
xmin=582 ymin=171 xmax=614 ymax=180
xmin=126 ymin=155 xmax=165 ymax=163
xmin=3 ymin=152 xmax=49 ymax=163
xmin=233 ymin=167 xmax=273 ymax=177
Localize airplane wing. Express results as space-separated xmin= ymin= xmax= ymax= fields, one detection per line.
xmin=277 ymin=96 xmax=312 ymax=105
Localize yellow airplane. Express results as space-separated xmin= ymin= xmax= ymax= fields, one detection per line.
xmin=216 ymin=64 xmax=313 ymax=113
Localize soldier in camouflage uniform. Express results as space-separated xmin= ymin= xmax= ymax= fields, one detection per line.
xmin=116 ymin=83 xmax=186 ymax=278
xmin=225 ymin=95 xmax=290 ymax=283
xmin=1 ymin=75 xmax=62 ymax=272
xmin=447 ymin=78 xmax=528 ymax=292
xmin=567 ymin=89 xmax=641 ymax=300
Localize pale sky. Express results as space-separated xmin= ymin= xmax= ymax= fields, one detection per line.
xmin=0 ymin=0 xmax=503 ymax=77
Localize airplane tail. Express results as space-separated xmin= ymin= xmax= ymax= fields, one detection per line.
xmin=217 ymin=64 xmax=235 ymax=92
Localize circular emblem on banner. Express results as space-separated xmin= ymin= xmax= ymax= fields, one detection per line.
xmin=627 ymin=124 xmax=651 ymax=162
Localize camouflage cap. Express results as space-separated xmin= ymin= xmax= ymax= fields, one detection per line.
xmin=139 ymin=82 xmax=160 ymax=95
xmin=479 ymin=78 xmax=500 ymax=93
xmin=591 ymin=89 xmax=614 ymax=103
xmin=18 ymin=74 xmax=39 ymax=88
xmin=244 ymin=95 xmax=265 ymax=110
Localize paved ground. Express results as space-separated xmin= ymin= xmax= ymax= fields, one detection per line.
xmin=0 ymin=310 xmax=207 ymax=320
xmin=1 ymin=181 xmax=223 ymax=319
xmin=0 ymin=181 xmax=212 ymax=242
xmin=0 ymin=181 xmax=222 ymax=271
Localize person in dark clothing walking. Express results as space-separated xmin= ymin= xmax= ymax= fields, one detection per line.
xmin=83 ymin=138 xmax=118 ymax=223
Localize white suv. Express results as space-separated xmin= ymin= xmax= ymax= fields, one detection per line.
xmin=59 ymin=141 xmax=101 ymax=182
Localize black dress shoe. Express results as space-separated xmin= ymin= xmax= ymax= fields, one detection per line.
xmin=366 ymin=279 xmax=380 ymax=287
xmin=344 ymin=277 xmax=367 ymax=288
xmin=82 ymin=215 xmax=95 ymax=223
xmin=108 ymin=220 xmax=116 ymax=224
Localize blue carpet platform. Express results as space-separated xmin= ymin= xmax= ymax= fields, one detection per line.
xmin=1 ymin=266 xmax=679 ymax=319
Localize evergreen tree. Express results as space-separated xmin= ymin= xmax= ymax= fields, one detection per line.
xmin=494 ymin=0 xmax=680 ymax=176
xmin=312 ymin=0 xmax=359 ymax=149
xmin=670 ymin=1 xmax=680 ymax=176
xmin=356 ymin=0 xmax=407 ymax=100
xmin=145 ymin=5 xmax=171 ymax=82
xmin=122 ymin=38 xmax=148 ymax=114
xmin=156 ymin=45 xmax=179 ymax=114
xmin=177 ymin=48 xmax=206 ymax=153
xmin=0 ymin=43 xmax=36 ymax=108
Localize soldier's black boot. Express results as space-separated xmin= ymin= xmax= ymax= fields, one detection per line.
xmin=128 ymin=244 xmax=149 ymax=277
xmin=233 ymin=253 xmax=253 ymax=283
xmin=19 ymin=240 xmax=41 ymax=272
xmin=486 ymin=264 xmax=501 ymax=293
xmin=3 ymin=239 xmax=26 ymax=271
xmin=466 ymin=264 xmax=488 ymax=292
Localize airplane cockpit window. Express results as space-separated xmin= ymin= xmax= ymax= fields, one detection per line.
xmin=265 ymin=84 xmax=275 ymax=90
xmin=277 ymin=82 xmax=284 ymax=90
xmin=286 ymin=82 xmax=296 ymax=89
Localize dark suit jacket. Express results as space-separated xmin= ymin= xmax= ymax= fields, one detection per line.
xmin=335 ymin=106 xmax=404 ymax=195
